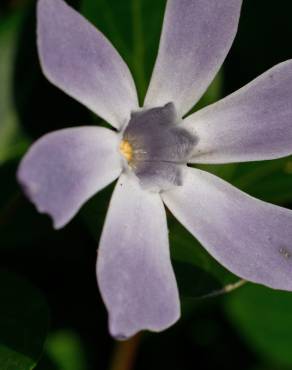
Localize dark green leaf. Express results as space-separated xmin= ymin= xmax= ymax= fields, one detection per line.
xmin=173 ymin=260 xmax=222 ymax=299
xmin=232 ymin=158 xmax=292 ymax=204
xmin=225 ymin=283 xmax=292 ymax=366
xmin=0 ymin=13 xmax=29 ymax=164
xmin=0 ymin=271 xmax=49 ymax=370
xmin=169 ymin=219 xmax=237 ymax=296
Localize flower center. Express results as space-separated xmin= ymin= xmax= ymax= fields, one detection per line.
xmin=119 ymin=140 xmax=133 ymax=163
xmin=120 ymin=102 xmax=196 ymax=191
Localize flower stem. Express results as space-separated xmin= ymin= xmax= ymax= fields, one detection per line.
xmin=197 ymin=279 xmax=247 ymax=300
xmin=109 ymin=334 xmax=142 ymax=370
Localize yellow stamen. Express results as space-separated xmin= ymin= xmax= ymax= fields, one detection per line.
xmin=120 ymin=140 xmax=133 ymax=162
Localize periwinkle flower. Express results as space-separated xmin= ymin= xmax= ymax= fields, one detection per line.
xmin=17 ymin=0 xmax=292 ymax=339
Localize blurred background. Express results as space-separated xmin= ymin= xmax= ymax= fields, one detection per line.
xmin=1 ymin=0 xmax=292 ymax=369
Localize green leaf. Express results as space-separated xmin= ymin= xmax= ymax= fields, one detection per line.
xmin=45 ymin=331 xmax=88 ymax=370
xmin=196 ymin=156 xmax=292 ymax=209
xmin=0 ymin=13 xmax=29 ymax=164
xmin=173 ymin=260 xmax=222 ymax=299
xmin=231 ymin=158 xmax=292 ymax=204
xmin=0 ymin=271 xmax=49 ymax=370
xmin=169 ymin=218 xmax=237 ymax=297
xmin=225 ymin=283 xmax=292 ymax=366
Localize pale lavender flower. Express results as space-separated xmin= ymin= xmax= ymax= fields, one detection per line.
xmin=17 ymin=0 xmax=292 ymax=339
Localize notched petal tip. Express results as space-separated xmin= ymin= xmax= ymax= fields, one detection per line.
xmin=108 ymin=308 xmax=181 ymax=341
xmin=17 ymin=163 xmax=65 ymax=230
xmin=108 ymin=320 xmax=138 ymax=341
xmin=17 ymin=127 xmax=121 ymax=231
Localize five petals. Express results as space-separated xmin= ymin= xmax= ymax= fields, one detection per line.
xmin=17 ymin=0 xmax=292 ymax=339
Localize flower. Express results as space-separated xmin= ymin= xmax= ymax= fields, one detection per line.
xmin=17 ymin=0 xmax=292 ymax=340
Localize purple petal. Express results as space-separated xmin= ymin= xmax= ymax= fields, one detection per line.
xmin=162 ymin=168 xmax=292 ymax=291
xmin=144 ymin=0 xmax=242 ymax=116
xmin=97 ymin=174 xmax=180 ymax=339
xmin=37 ymin=0 xmax=138 ymax=129
xmin=17 ymin=127 xmax=122 ymax=229
xmin=184 ymin=61 xmax=292 ymax=164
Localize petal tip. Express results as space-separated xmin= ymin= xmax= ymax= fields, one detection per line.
xmin=109 ymin=324 xmax=137 ymax=341
xmin=17 ymin=161 xmax=65 ymax=230
xmin=108 ymin=307 xmax=181 ymax=341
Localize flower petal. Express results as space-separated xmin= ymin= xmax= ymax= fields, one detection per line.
xmin=17 ymin=127 xmax=122 ymax=229
xmin=144 ymin=0 xmax=242 ymax=116
xmin=97 ymin=174 xmax=180 ymax=339
xmin=37 ymin=0 xmax=138 ymax=129
xmin=185 ymin=61 xmax=292 ymax=164
xmin=162 ymin=168 xmax=292 ymax=291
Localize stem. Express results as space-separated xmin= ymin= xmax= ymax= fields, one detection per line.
xmin=197 ymin=279 xmax=247 ymax=300
xmin=222 ymin=279 xmax=247 ymax=293
xmin=109 ymin=334 xmax=142 ymax=370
